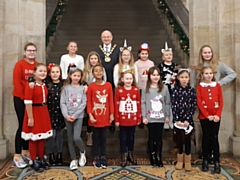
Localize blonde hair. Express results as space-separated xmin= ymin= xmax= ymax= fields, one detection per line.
xmin=197 ymin=66 xmax=216 ymax=84
xmin=82 ymin=51 xmax=102 ymax=82
xmin=118 ymin=49 xmax=135 ymax=75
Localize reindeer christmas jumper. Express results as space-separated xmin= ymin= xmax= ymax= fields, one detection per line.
xmin=141 ymin=85 xmax=171 ymax=123
xmin=87 ymin=82 xmax=114 ymax=127
xmin=114 ymin=86 xmax=141 ymax=126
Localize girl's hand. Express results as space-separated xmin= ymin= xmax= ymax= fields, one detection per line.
xmin=29 ymin=82 xmax=35 ymax=89
xmin=83 ymin=86 xmax=88 ymax=93
xmin=208 ymin=116 xmax=214 ymax=121
xmin=115 ymin=122 xmax=120 ymax=127
xmin=165 ymin=118 xmax=170 ymax=124
xmin=176 ymin=121 xmax=182 ymax=126
xmin=213 ymin=115 xmax=220 ymax=122
xmin=66 ymin=116 xmax=72 ymax=122
xmin=110 ymin=113 xmax=114 ymax=123
xmin=28 ymin=118 xmax=34 ymax=127
xmin=90 ymin=117 xmax=97 ymax=123
xmin=71 ymin=115 xmax=76 ymax=121
xmin=183 ymin=121 xmax=189 ymax=127
xmin=143 ymin=118 xmax=148 ymax=124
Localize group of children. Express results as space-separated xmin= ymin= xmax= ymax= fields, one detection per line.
xmin=13 ymin=40 xmax=236 ymax=174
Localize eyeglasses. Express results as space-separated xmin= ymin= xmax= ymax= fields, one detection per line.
xmin=102 ymin=36 xmax=112 ymax=39
xmin=26 ymin=50 xmax=37 ymax=52
xmin=122 ymin=54 xmax=130 ymax=57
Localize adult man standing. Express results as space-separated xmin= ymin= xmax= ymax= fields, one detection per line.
xmin=95 ymin=30 xmax=120 ymax=132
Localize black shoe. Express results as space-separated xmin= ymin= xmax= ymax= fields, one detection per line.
xmin=127 ymin=151 xmax=137 ymax=165
xmin=214 ymin=161 xmax=221 ymax=174
xmin=150 ymin=152 xmax=157 ymax=166
xmin=155 ymin=153 xmax=163 ymax=167
xmin=202 ymin=159 xmax=209 ymax=172
xmin=198 ymin=153 xmax=203 ymax=159
xmin=56 ymin=153 xmax=63 ymax=165
xmin=208 ymin=154 xmax=214 ymax=164
xmin=109 ymin=122 xmax=115 ymax=133
xmin=120 ymin=153 xmax=127 ymax=167
xmin=138 ymin=123 xmax=144 ymax=129
xmin=39 ymin=157 xmax=50 ymax=170
xmin=31 ymin=160 xmax=44 ymax=172
xmin=49 ymin=153 xmax=56 ymax=166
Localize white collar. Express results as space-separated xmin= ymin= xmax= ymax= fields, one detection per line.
xmin=103 ymin=43 xmax=112 ymax=49
xmin=200 ymin=82 xmax=217 ymax=87
xmin=35 ymin=82 xmax=45 ymax=86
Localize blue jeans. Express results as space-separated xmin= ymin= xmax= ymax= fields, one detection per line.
xmin=119 ymin=126 xmax=136 ymax=153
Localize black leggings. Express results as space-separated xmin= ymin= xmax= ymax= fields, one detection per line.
xmin=147 ymin=123 xmax=164 ymax=153
xmin=200 ymin=119 xmax=220 ymax=161
xmin=13 ymin=96 xmax=28 ymax=154
xmin=175 ymin=128 xmax=191 ymax=155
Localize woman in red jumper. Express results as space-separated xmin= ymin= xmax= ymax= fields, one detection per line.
xmin=87 ymin=65 xmax=114 ymax=169
xmin=197 ymin=66 xmax=223 ymax=174
xmin=115 ymin=69 xmax=141 ymax=167
xmin=12 ymin=42 xmax=39 ymax=168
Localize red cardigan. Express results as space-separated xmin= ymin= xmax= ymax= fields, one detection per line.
xmin=114 ymin=86 xmax=141 ymax=126
xmin=87 ymin=82 xmax=114 ymax=127
xmin=197 ymin=82 xmax=223 ymax=119
xmin=12 ymin=59 xmax=38 ymax=99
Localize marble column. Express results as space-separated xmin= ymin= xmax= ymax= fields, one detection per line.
xmin=189 ymin=0 xmax=239 ymax=155
xmin=0 ymin=0 xmax=46 ymax=159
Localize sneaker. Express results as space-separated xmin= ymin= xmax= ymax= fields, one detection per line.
xmin=93 ymin=156 xmax=101 ymax=169
xmin=79 ymin=151 xmax=86 ymax=167
xmin=12 ymin=155 xmax=28 ymax=168
xmin=70 ymin=160 xmax=78 ymax=170
xmin=100 ymin=156 xmax=108 ymax=169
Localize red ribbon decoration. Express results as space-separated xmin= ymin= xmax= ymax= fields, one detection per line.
xmin=47 ymin=63 xmax=55 ymax=71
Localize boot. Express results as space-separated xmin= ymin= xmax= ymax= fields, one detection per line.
xmin=175 ymin=153 xmax=184 ymax=170
xmin=120 ymin=153 xmax=127 ymax=167
xmin=127 ymin=151 xmax=137 ymax=165
xmin=56 ymin=152 xmax=63 ymax=165
xmin=49 ymin=153 xmax=56 ymax=165
xmin=31 ymin=159 xmax=44 ymax=172
xmin=150 ymin=152 xmax=157 ymax=166
xmin=214 ymin=161 xmax=221 ymax=174
xmin=202 ymin=159 xmax=209 ymax=172
xmin=86 ymin=132 xmax=93 ymax=146
xmin=155 ymin=152 xmax=163 ymax=167
xmin=39 ymin=157 xmax=50 ymax=170
xmin=184 ymin=154 xmax=192 ymax=171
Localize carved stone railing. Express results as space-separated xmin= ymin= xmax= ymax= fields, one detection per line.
xmin=153 ymin=0 xmax=189 ymax=66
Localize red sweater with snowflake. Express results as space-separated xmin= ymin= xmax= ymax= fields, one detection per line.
xmin=87 ymin=82 xmax=114 ymax=127
xmin=114 ymin=86 xmax=141 ymax=126
xmin=197 ymin=82 xmax=223 ymax=119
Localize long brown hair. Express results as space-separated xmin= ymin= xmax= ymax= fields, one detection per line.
xmin=117 ymin=69 xmax=137 ymax=87
xmin=145 ymin=66 xmax=163 ymax=93
xmin=197 ymin=66 xmax=216 ymax=84
xmin=82 ymin=51 xmax=102 ymax=82
xmin=64 ymin=68 xmax=84 ymax=85
xmin=47 ymin=64 xmax=63 ymax=89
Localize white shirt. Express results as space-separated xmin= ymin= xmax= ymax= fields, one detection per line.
xmin=103 ymin=43 xmax=112 ymax=52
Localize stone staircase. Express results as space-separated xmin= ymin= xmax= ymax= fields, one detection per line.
xmin=47 ymin=0 xmax=183 ymax=157
xmin=46 ymin=0 xmax=181 ymax=64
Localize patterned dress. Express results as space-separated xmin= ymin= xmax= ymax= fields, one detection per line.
xmin=47 ymin=82 xmax=65 ymax=130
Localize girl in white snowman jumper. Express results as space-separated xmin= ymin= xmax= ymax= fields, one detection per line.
xmin=141 ymin=66 xmax=171 ymax=167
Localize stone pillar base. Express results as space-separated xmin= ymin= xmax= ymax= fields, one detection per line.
xmin=0 ymin=138 xmax=8 ymax=160
xmin=230 ymin=135 xmax=240 ymax=156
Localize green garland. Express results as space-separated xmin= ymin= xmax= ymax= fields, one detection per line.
xmin=157 ymin=0 xmax=189 ymax=56
xmin=46 ymin=0 xmax=68 ymax=47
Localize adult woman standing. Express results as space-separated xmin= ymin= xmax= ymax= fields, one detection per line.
xmin=12 ymin=42 xmax=38 ymax=168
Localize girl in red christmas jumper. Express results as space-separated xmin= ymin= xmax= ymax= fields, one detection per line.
xmin=21 ymin=63 xmax=53 ymax=172
xmin=197 ymin=66 xmax=223 ymax=174
xmin=115 ymin=70 xmax=141 ymax=167
xmin=87 ymin=65 xmax=114 ymax=169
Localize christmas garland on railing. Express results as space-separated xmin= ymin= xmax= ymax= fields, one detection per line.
xmin=46 ymin=0 xmax=68 ymax=46
xmin=157 ymin=0 xmax=189 ymax=56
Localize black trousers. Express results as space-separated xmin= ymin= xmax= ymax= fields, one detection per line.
xmin=119 ymin=126 xmax=136 ymax=153
xmin=175 ymin=128 xmax=191 ymax=155
xmin=147 ymin=123 xmax=164 ymax=154
xmin=13 ymin=96 xmax=28 ymax=154
xmin=200 ymin=119 xmax=220 ymax=161
xmin=92 ymin=127 xmax=107 ymax=157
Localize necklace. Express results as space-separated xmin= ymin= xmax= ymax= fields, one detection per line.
xmin=99 ymin=44 xmax=117 ymax=62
